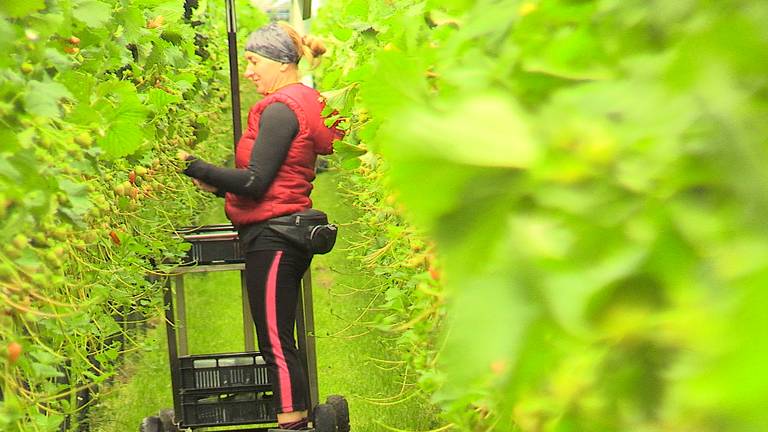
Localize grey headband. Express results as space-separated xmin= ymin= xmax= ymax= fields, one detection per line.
xmin=245 ymin=23 xmax=300 ymax=64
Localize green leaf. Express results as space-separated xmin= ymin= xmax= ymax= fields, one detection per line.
xmin=146 ymin=88 xmax=181 ymax=110
xmin=152 ymin=0 xmax=186 ymax=23
xmin=359 ymin=51 xmax=429 ymax=120
xmin=383 ymin=94 xmax=540 ymax=168
xmin=72 ymin=0 xmax=113 ymax=28
xmin=95 ymin=80 xmax=149 ymax=133
xmin=58 ymin=71 xmax=97 ymax=103
xmin=117 ymin=6 xmax=147 ymax=44
xmin=23 ymin=81 xmax=73 ymax=118
xmin=30 ymin=411 xmax=65 ymax=430
xmin=0 ymin=19 xmax=17 ymax=67
xmin=43 ymin=47 xmax=74 ymax=71
xmin=99 ymin=120 xmax=146 ymax=159
xmin=435 ymin=271 xmax=533 ymax=403
xmin=58 ymin=178 xmax=93 ymax=226
xmin=31 ymin=362 xmax=64 ymax=379
xmin=0 ymin=158 xmax=22 ymax=181
xmin=163 ymin=45 xmax=187 ymax=68
xmin=168 ymin=72 xmax=196 ymax=92
xmin=0 ymin=128 xmax=19 ymax=153
xmin=0 ymin=0 xmax=46 ymax=18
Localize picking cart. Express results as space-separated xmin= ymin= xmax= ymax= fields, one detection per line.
xmin=139 ymin=224 xmax=349 ymax=432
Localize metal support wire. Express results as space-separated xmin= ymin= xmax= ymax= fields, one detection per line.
xmin=225 ymin=0 xmax=243 ymax=150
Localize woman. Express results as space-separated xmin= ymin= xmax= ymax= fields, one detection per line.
xmin=179 ymin=22 xmax=342 ymax=430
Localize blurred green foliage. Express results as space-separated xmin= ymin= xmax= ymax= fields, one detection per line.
xmin=314 ymin=0 xmax=768 ymax=430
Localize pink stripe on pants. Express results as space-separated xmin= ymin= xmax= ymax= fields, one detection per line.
xmin=266 ymin=251 xmax=293 ymax=411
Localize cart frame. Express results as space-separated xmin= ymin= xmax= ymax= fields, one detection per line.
xmin=162 ymin=257 xmax=319 ymax=430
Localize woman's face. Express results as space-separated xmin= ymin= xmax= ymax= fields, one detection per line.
xmin=244 ymin=51 xmax=284 ymax=95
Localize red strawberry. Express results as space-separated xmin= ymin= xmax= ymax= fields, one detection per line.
xmin=109 ymin=231 xmax=121 ymax=245
xmin=429 ymin=266 xmax=441 ymax=281
xmin=7 ymin=342 xmax=22 ymax=364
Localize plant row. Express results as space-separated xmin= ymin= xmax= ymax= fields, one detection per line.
xmin=0 ymin=0 xmax=255 ymax=430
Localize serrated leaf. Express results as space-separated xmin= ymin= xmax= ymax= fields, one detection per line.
xmin=23 ymin=81 xmax=73 ymax=118
xmin=58 ymin=178 xmax=93 ymax=226
xmin=44 ymin=47 xmax=74 ymax=70
xmin=163 ymin=45 xmax=187 ymax=68
xmin=152 ymin=0 xmax=185 ymax=23
xmin=147 ymin=88 xmax=181 ymax=110
xmin=30 ymin=411 xmax=65 ymax=430
xmin=0 ymin=0 xmax=46 ymax=18
xmin=31 ymin=362 xmax=64 ymax=379
xmin=169 ymin=72 xmax=196 ymax=92
xmin=73 ymin=0 xmax=113 ymax=28
xmin=58 ymin=71 xmax=96 ymax=103
xmin=98 ymin=120 xmax=146 ymax=158
xmin=117 ymin=6 xmax=147 ymax=44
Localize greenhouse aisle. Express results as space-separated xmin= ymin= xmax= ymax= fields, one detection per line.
xmin=87 ymin=171 xmax=439 ymax=432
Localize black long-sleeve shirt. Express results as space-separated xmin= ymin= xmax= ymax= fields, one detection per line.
xmin=182 ymin=102 xmax=304 ymax=253
xmin=183 ymin=102 xmax=299 ymax=199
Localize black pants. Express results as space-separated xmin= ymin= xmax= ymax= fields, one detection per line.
xmin=245 ymin=249 xmax=311 ymax=414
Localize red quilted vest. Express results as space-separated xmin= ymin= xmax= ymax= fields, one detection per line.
xmin=225 ymin=83 xmax=340 ymax=225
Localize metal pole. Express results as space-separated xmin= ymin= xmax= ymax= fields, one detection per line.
xmin=163 ymin=277 xmax=183 ymax=422
xmin=175 ymin=275 xmax=188 ymax=356
xmin=241 ymin=270 xmax=256 ymax=351
xmin=290 ymin=0 xmax=303 ymax=29
xmin=296 ymin=269 xmax=319 ymax=410
xmin=225 ymin=0 xmax=243 ymax=150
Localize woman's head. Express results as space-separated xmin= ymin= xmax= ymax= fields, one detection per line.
xmin=244 ymin=22 xmax=326 ymax=95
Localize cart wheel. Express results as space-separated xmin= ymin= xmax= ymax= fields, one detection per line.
xmin=326 ymin=395 xmax=350 ymax=432
xmin=312 ymin=403 xmax=337 ymax=432
xmin=158 ymin=408 xmax=179 ymax=432
xmin=139 ymin=416 xmax=162 ymax=432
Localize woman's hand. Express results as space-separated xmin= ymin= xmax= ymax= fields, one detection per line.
xmin=193 ymin=178 xmax=218 ymax=193
xmin=177 ymin=151 xmax=217 ymax=193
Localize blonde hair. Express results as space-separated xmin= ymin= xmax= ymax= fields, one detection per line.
xmin=276 ymin=22 xmax=327 ymax=69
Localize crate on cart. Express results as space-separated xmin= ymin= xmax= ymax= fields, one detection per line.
xmin=181 ymin=387 xmax=276 ymax=427
xmin=177 ymin=224 xmax=244 ymax=265
xmin=181 ymin=352 xmax=271 ymax=390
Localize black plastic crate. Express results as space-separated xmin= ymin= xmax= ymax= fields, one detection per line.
xmin=181 ymin=352 xmax=271 ymax=390
xmin=177 ymin=224 xmax=244 ymax=265
xmin=181 ymin=389 xmax=276 ymax=427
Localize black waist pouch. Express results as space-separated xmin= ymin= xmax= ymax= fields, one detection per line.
xmin=266 ymin=209 xmax=338 ymax=255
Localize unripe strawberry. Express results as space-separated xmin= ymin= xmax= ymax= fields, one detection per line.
xmin=114 ymin=183 xmax=127 ymax=196
xmin=21 ymin=63 xmax=34 ymax=74
xmin=74 ymin=132 xmax=93 ymax=146
xmin=12 ymin=234 xmax=29 ymax=250
xmin=69 ymin=36 xmax=81 ymax=45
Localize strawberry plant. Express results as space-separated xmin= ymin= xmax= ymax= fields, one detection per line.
xmin=0 ymin=0 xmax=266 ymax=430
